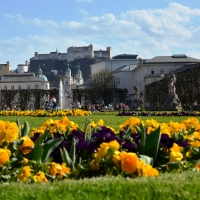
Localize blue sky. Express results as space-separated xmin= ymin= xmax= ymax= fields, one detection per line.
xmin=0 ymin=0 xmax=200 ymax=69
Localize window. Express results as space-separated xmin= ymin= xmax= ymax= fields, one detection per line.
xmin=18 ymin=85 xmax=21 ymax=90
xmin=0 ymin=65 xmax=2 ymax=71
xmin=160 ymin=68 xmax=164 ymax=74
xmin=27 ymin=85 xmax=30 ymax=89
xmin=35 ymin=85 xmax=38 ymax=89
xmin=151 ymin=68 xmax=154 ymax=74
xmin=4 ymin=85 xmax=7 ymax=90
xmin=11 ymin=85 xmax=14 ymax=90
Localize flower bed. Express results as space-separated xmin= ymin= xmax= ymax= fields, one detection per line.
xmin=117 ymin=111 xmax=200 ymax=116
xmin=0 ymin=109 xmax=91 ymax=117
xmin=1 ymin=116 xmax=200 ymax=183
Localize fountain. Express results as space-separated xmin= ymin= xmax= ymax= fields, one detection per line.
xmin=59 ymin=79 xmax=63 ymax=109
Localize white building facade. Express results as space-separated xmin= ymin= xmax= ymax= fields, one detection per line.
xmin=0 ymin=72 xmax=50 ymax=90
xmin=90 ymin=54 xmax=200 ymax=104
xmin=90 ymin=54 xmax=140 ymax=101
xmin=133 ymin=54 xmax=200 ymax=99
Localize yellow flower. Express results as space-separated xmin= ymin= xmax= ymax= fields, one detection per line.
xmin=136 ymin=160 xmax=159 ymax=177
xmin=33 ymin=171 xmax=48 ymax=183
xmin=59 ymin=163 xmax=70 ymax=178
xmin=48 ymin=162 xmax=62 ymax=176
xmin=195 ymin=163 xmax=200 ymax=171
xmin=18 ymin=136 xmax=35 ymax=155
xmin=120 ymin=151 xmax=139 ymax=174
xmin=0 ymin=121 xmax=19 ymax=145
xmin=17 ymin=166 xmax=31 ymax=182
xmin=190 ymin=141 xmax=200 ymax=147
xmin=90 ymin=159 xmax=100 ymax=171
xmin=94 ymin=143 xmax=109 ymax=158
xmin=48 ymin=162 xmax=70 ymax=178
xmin=0 ymin=148 xmax=11 ymax=167
xmin=112 ymin=151 xmax=121 ymax=171
xmin=181 ymin=118 xmax=199 ymax=129
xmin=108 ymin=140 xmax=120 ymax=151
xmin=169 ymin=151 xmax=183 ymax=162
xmin=4 ymin=121 xmax=19 ymax=143
xmin=145 ymin=119 xmax=160 ymax=134
xmin=97 ymin=119 xmax=104 ymax=126
xmin=22 ymin=158 xmax=29 ymax=164
xmin=94 ymin=140 xmax=120 ymax=159
xmin=119 ymin=117 xmax=141 ymax=133
xmin=170 ymin=143 xmax=183 ymax=153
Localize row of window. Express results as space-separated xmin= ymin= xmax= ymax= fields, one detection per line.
xmin=150 ymin=68 xmax=173 ymax=74
xmin=4 ymin=85 xmax=38 ymax=90
xmin=113 ymin=78 xmax=120 ymax=86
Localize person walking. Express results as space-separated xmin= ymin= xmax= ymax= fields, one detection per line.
xmin=76 ymin=101 xmax=81 ymax=109
xmin=51 ymin=96 xmax=57 ymax=110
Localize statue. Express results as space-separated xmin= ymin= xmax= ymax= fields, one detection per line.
xmin=168 ymin=72 xmax=176 ymax=95
xmin=163 ymin=72 xmax=182 ymax=110
xmin=133 ymin=86 xmax=144 ymax=110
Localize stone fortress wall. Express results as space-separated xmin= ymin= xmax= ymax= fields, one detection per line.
xmin=67 ymin=44 xmax=112 ymax=61
xmin=33 ymin=44 xmax=112 ymax=62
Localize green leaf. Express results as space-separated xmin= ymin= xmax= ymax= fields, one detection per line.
xmin=143 ymin=126 xmax=161 ymax=164
xmin=26 ymin=132 xmax=45 ymax=161
xmin=16 ymin=118 xmax=21 ymax=137
xmin=61 ymin=148 xmax=74 ymax=170
xmin=21 ymin=121 xmax=30 ymax=137
xmin=69 ymin=139 xmax=76 ymax=164
xmin=29 ymin=143 xmax=43 ymax=161
xmin=41 ymin=137 xmax=63 ymax=162
xmin=84 ymin=119 xmax=92 ymax=140
xmin=167 ymin=161 xmax=182 ymax=171
xmin=136 ymin=123 xmax=146 ymax=154
xmin=125 ymin=126 xmax=132 ymax=136
xmin=139 ymin=155 xmax=153 ymax=166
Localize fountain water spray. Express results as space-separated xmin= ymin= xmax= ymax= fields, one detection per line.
xmin=59 ymin=79 xmax=63 ymax=109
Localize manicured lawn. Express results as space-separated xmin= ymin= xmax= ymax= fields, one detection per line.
xmin=0 ymin=171 xmax=200 ymax=200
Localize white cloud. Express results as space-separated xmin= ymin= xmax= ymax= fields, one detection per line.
xmin=1 ymin=2 xmax=200 ymax=69
xmin=78 ymin=8 xmax=89 ymax=15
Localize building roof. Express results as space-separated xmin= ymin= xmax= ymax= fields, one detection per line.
xmin=76 ymin=64 xmax=82 ymax=74
xmin=30 ymin=53 xmax=68 ymax=60
xmin=0 ymin=73 xmax=48 ymax=83
xmin=145 ymin=55 xmax=200 ymax=64
xmin=36 ymin=67 xmax=48 ymax=81
xmin=112 ymin=54 xmax=138 ymax=59
xmin=113 ymin=64 xmax=137 ymax=72
xmin=65 ymin=64 xmax=71 ymax=73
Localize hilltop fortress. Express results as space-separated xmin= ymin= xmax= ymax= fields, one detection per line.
xmin=32 ymin=44 xmax=112 ymax=62
xmin=29 ymin=44 xmax=112 ymax=87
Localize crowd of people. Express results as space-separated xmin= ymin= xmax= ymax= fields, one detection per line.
xmin=0 ymin=95 xmax=138 ymax=111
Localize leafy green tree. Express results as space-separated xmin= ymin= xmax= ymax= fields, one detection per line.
xmin=89 ymin=69 xmax=114 ymax=104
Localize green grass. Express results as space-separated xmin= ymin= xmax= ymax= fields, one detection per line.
xmin=0 ymin=112 xmax=199 ymax=131
xmin=0 ymin=171 xmax=200 ymax=200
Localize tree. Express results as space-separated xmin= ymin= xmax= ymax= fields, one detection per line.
xmin=0 ymin=90 xmax=18 ymax=109
xmin=89 ymin=69 xmax=114 ymax=104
